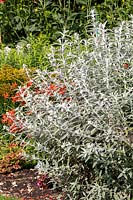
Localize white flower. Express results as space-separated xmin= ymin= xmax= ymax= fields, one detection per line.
xmin=4 ymin=46 xmax=11 ymax=56
xmin=26 ymin=43 xmax=31 ymax=49
xmin=16 ymin=44 xmax=23 ymax=54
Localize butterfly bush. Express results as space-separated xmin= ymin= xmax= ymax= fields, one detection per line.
xmin=3 ymin=15 xmax=133 ymax=199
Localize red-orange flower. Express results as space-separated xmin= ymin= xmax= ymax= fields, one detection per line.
xmin=123 ymin=63 xmax=129 ymax=69
xmin=47 ymin=83 xmax=58 ymax=96
xmin=8 ymin=109 xmax=15 ymax=116
xmin=1 ymin=114 xmax=8 ymax=124
xmin=3 ymin=92 xmax=9 ymax=99
xmin=58 ymin=86 xmax=66 ymax=95
xmin=0 ymin=0 xmax=6 ymax=3
xmin=9 ymin=119 xmax=23 ymax=133
xmin=49 ymin=83 xmax=58 ymax=91
xmin=12 ymin=92 xmax=22 ymax=103
xmin=10 ymin=124 xmax=19 ymax=133
xmin=1 ymin=110 xmax=16 ymax=125
xmin=20 ymin=101 xmax=26 ymax=106
xmin=11 ymin=82 xmax=18 ymax=89
xmin=9 ymin=143 xmax=18 ymax=148
xmin=12 ymin=88 xmax=27 ymax=105
xmin=26 ymin=81 xmax=33 ymax=87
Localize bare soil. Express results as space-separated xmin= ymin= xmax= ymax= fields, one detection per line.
xmin=0 ymin=168 xmax=63 ymax=200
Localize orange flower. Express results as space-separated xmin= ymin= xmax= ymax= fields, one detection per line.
xmin=3 ymin=92 xmax=9 ymax=99
xmin=12 ymin=92 xmax=22 ymax=103
xmin=0 ymin=0 xmax=6 ymax=3
xmin=123 ymin=63 xmax=129 ymax=69
xmin=47 ymin=83 xmax=58 ymax=96
xmin=13 ymin=163 xmax=21 ymax=170
xmin=1 ymin=114 xmax=8 ymax=124
xmin=58 ymin=86 xmax=66 ymax=95
xmin=9 ymin=143 xmax=18 ymax=148
xmin=20 ymin=101 xmax=26 ymax=106
xmin=10 ymin=122 xmax=23 ymax=133
xmin=49 ymin=83 xmax=58 ymax=91
xmin=11 ymin=82 xmax=18 ymax=89
xmin=8 ymin=109 xmax=15 ymax=116
xmin=10 ymin=124 xmax=18 ymax=133
xmin=1 ymin=110 xmax=15 ymax=125
xmin=27 ymin=81 xmax=33 ymax=87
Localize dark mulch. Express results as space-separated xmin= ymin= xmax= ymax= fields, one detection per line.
xmin=0 ymin=168 xmax=64 ymax=200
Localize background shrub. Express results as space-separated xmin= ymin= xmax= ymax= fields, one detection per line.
xmin=95 ymin=0 xmax=133 ymax=28
xmin=0 ymin=0 xmax=132 ymax=44
xmin=3 ymin=16 xmax=133 ymax=199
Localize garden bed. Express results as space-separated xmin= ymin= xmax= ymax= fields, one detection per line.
xmin=0 ymin=168 xmax=62 ymax=200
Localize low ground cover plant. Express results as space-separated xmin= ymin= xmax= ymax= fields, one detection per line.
xmin=0 ymin=137 xmax=24 ymax=173
xmin=0 ymin=195 xmax=19 ymax=200
xmin=0 ymin=131 xmax=37 ymax=173
xmin=2 ymin=14 xmax=133 ymax=200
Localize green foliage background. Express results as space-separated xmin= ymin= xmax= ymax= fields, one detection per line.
xmin=0 ymin=0 xmax=132 ymax=44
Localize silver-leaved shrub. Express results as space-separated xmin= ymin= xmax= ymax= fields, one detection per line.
xmin=4 ymin=13 xmax=133 ymax=199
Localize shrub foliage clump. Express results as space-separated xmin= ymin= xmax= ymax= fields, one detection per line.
xmin=0 ymin=64 xmax=36 ymax=124
xmin=0 ymin=0 xmax=132 ymax=44
xmin=3 ymin=17 xmax=133 ymax=199
xmin=0 ymin=64 xmax=32 ymax=96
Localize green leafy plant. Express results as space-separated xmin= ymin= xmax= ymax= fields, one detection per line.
xmin=0 ymin=33 xmax=51 ymax=71
xmin=0 ymin=0 xmax=92 ymax=44
xmin=95 ymin=0 xmax=133 ymax=28
xmin=0 ymin=0 xmax=132 ymax=44
xmin=0 ymin=195 xmax=19 ymax=200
